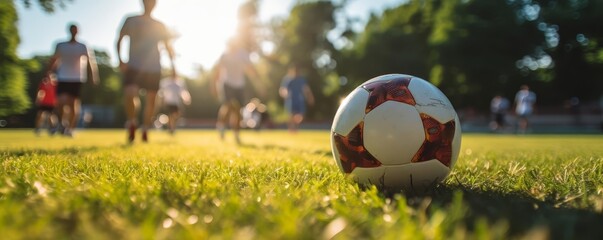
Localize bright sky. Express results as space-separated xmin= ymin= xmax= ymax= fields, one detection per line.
xmin=16 ymin=0 xmax=403 ymax=77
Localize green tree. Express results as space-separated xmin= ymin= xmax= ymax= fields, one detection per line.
xmin=336 ymin=0 xmax=543 ymax=109
xmin=0 ymin=1 xmax=30 ymax=116
xmin=535 ymin=0 xmax=603 ymax=103
xmin=266 ymin=1 xmax=339 ymax=119
xmin=1 ymin=0 xmax=73 ymax=118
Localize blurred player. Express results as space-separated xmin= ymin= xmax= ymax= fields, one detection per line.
xmin=158 ymin=78 xmax=191 ymax=135
xmin=117 ymin=0 xmax=177 ymax=143
xmin=514 ymin=85 xmax=537 ymax=134
xmin=34 ymin=76 xmax=58 ymax=136
xmin=279 ymin=65 xmax=314 ymax=133
xmin=46 ymin=23 xmax=99 ymax=137
xmin=212 ymin=38 xmax=261 ymax=144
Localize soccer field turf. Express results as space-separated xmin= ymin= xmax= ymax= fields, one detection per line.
xmin=1 ymin=129 xmax=602 ymax=239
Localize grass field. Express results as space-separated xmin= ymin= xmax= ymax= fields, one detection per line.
xmin=1 ymin=129 xmax=602 ymax=239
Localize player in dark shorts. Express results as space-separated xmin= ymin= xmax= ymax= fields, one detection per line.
xmin=46 ymin=24 xmax=99 ymax=137
xmin=117 ymin=0 xmax=177 ymax=143
xmin=212 ymin=38 xmax=262 ymax=144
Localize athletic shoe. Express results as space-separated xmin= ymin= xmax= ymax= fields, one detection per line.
xmin=127 ymin=123 xmax=136 ymax=143
xmin=63 ymin=129 xmax=74 ymax=138
xmin=34 ymin=128 xmax=41 ymax=136
xmin=234 ymin=133 xmax=241 ymax=145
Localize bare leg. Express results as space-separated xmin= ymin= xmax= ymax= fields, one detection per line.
xmin=34 ymin=110 xmax=44 ymax=135
xmin=143 ymin=90 xmax=157 ymax=131
xmin=57 ymin=93 xmax=69 ymax=132
xmin=124 ymin=85 xmax=140 ymax=124
xmin=289 ymin=113 xmax=304 ymax=133
xmin=229 ymin=100 xmax=242 ymax=144
xmin=69 ymin=98 xmax=80 ymax=131
xmin=168 ymin=110 xmax=180 ymax=134
xmin=141 ymin=90 xmax=157 ymax=142
xmin=124 ymin=85 xmax=140 ymax=142
xmin=217 ymin=103 xmax=230 ymax=140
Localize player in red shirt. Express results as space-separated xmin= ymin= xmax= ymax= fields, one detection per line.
xmin=34 ymin=76 xmax=58 ymax=135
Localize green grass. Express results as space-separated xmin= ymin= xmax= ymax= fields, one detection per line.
xmin=1 ymin=129 xmax=602 ymax=239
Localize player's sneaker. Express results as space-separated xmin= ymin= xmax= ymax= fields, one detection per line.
xmin=142 ymin=130 xmax=148 ymax=143
xmin=63 ymin=129 xmax=74 ymax=138
xmin=127 ymin=123 xmax=136 ymax=143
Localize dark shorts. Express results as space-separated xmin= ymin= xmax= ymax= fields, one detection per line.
xmin=56 ymin=82 xmax=83 ymax=97
xmin=221 ymin=84 xmax=245 ymax=106
xmin=286 ymin=99 xmax=306 ymax=115
xmin=123 ymin=68 xmax=161 ymax=92
xmin=165 ymin=104 xmax=180 ymax=114
xmin=38 ymin=105 xmax=55 ymax=112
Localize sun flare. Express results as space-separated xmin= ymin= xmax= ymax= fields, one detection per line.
xmin=154 ymin=0 xmax=241 ymax=76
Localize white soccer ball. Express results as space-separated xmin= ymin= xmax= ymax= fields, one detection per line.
xmin=331 ymin=74 xmax=462 ymax=193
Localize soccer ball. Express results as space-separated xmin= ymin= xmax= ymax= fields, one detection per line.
xmin=330 ymin=74 xmax=461 ymax=193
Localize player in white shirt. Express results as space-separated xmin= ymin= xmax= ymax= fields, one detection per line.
xmin=117 ymin=0 xmax=177 ymax=143
xmin=158 ymin=78 xmax=191 ymax=135
xmin=46 ymin=24 xmax=99 ymax=137
xmin=212 ymin=38 xmax=261 ymax=144
xmin=514 ymin=85 xmax=537 ymax=134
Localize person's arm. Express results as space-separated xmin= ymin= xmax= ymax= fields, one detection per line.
xmin=279 ymin=78 xmax=289 ymax=99
xmin=36 ymin=83 xmax=45 ymax=104
xmin=211 ymin=59 xmax=222 ymax=98
xmin=163 ymin=38 xmax=177 ymax=78
xmin=116 ymin=19 xmax=128 ymax=73
xmin=303 ymin=83 xmax=315 ymax=106
xmin=46 ymin=45 xmax=59 ymax=77
xmin=181 ymin=87 xmax=192 ymax=105
xmin=87 ymin=47 xmax=100 ymax=85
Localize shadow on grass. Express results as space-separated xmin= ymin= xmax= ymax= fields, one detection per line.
xmin=386 ymin=184 xmax=603 ymax=240
xmin=1 ymin=144 xmax=131 ymax=158
xmin=240 ymin=143 xmax=333 ymax=157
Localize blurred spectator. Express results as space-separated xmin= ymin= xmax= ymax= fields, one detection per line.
xmin=514 ymin=85 xmax=536 ymax=134
xmin=489 ymin=94 xmax=510 ymax=132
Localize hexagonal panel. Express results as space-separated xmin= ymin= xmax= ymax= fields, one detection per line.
xmin=408 ymin=77 xmax=456 ymax=123
xmin=364 ymin=101 xmax=424 ymax=165
xmin=332 ymin=87 xmax=369 ymax=135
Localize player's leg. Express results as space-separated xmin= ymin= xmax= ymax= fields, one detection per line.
xmin=124 ymin=84 xmax=140 ymax=142
xmin=56 ymin=93 xmax=69 ymax=133
xmin=142 ymin=90 xmax=158 ymax=142
xmin=229 ymin=99 xmax=242 ymax=144
xmin=34 ymin=109 xmax=44 ymax=135
xmin=66 ymin=97 xmax=80 ymax=136
xmin=168 ymin=107 xmax=180 ymax=135
xmin=216 ymin=103 xmax=229 ymax=140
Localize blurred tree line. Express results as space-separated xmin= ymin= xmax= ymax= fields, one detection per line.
xmin=3 ymin=0 xmax=603 ymax=127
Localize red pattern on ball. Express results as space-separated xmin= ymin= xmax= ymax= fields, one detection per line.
xmin=333 ymin=122 xmax=382 ymax=173
xmin=412 ymin=113 xmax=456 ymax=167
xmin=362 ymin=76 xmax=416 ymax=113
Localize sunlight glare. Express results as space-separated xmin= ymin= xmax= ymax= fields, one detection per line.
xmin=154 ymin=0 xmax=241 ymax=76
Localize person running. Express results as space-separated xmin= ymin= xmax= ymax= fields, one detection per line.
xmin=158 ymin=77 xmax=191 ymax=135
xmin=279 ymin=64 xmax=314 ymax=133
xmin=46 ymin=23 xmax=99 ymax=137
xmin=212 ymin=38 xmax=261 ymax=144
xmin=514 ymin=85 xmax=537 ymax=134
xmin=34 ymin=76 xmax=58 ymax=136
xmin=116 ymin=0 xmax=177 ymax=143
